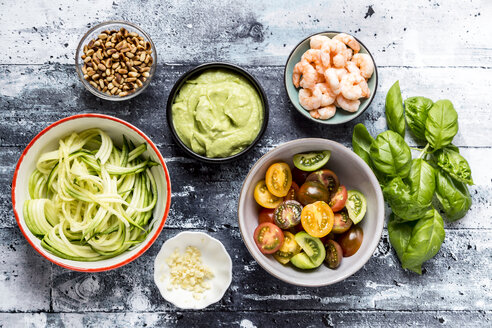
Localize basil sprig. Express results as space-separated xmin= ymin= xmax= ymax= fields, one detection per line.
xmin=352 ymin=81 xmax=473 ymax=274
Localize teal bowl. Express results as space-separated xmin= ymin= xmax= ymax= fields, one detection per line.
xmin=284 ymin=31 xmax=378 ymax=125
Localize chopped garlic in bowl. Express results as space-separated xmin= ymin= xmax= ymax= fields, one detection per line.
xmin=154 ymin=232 xmax=232 ymax=309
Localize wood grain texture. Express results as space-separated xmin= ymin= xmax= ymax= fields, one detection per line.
xmin=0 ymin=0 xmax=491 ymax=326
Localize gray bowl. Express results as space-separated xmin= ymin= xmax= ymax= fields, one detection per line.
xmin=237 ymin=138 xmax=384 ymax=287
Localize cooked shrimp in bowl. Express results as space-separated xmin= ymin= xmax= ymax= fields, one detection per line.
xmin=291 ymin=32 xmax=375 ymax=121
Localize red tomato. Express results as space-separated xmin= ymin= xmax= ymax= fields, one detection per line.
xmin=329 ymin=186 xmax=348 ymax=212
xmin=284 ymin=181 xmax=299 ymax=201
xmin=337 ymin=225 xmax=363 ymax=257
xmin=258 ymin=208 xmax=275 ymax=224
xmin=253 ymin=223 xmax=284 ymax=254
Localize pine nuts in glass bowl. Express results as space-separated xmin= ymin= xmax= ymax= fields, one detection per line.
xmin=75 ymin=21 xmax=157 ymax=101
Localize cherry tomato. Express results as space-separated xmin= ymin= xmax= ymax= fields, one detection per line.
xmin=337 ymin=225 xmax=363 ymax=257
xmin=273 ymin=231 xmax=301 ymax=264
xmin=274 ymin=200 xmax=303 ymax=229
xmin=292 ymin=167 xmax=310 ymax=185
xmin=331 ymin=209 xmax=353 ymax=234
xmin=265 ymin=162 xmax=292 ymax=197
xmin=329 ymin=185 xmax=348 ymax=212
xmin=325 ymin=240 xmax=343 ymax=269
xmin=258 ymin=208 xmax=275 ymax=224
xmin=297 ymin=181 xmax=330 ymax=205
xmin=253 ymin=223 xmax=284 ymax=254
xmin=306 ymin=169 xmax=340 ymax=197
xmin=254 ymin=180 xmax=283 ymax=209
xmin=284 ymin=181 xmax=299 ymax=201
xmin=300 ymin=201 xmax=334 ymax=238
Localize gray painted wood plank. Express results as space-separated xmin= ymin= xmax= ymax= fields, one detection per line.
xmin=0 ymin=0 xmax=490 ymax=67
xmin=1 ymin=64 xmax=491 ymax=148
xmin=0 ymin=310 xmax=491 ymax=328
xmin=44 ymin=228 xmax=491 ymax=313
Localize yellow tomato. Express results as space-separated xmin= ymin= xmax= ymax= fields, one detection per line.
xmin=301 ymin=201 xmax=334 ymax=238
xmin=265 ymin=162 xmax=292 ymax=197
xmin=254 ymin=180 xmax=283 ymax=209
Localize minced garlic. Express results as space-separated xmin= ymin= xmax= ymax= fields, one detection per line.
xmin=164 ymin=246 xmax=214 ymax=299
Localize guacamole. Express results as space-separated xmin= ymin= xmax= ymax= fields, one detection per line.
xmin=172 ymin=69 xmax=264 ymax=158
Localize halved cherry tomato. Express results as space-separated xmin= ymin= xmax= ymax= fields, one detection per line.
xmin=332 ymin=209 xmax=353 ymax=234
xmin=292 ymin=167 xmax=310 ymax=185
xmin=325 ymin=240 xmax=343 ymax=269
xmin=298 ymin=181 xmax=330 ymax=205
xmin=265 ymin=162 xmax=292 ymax=197
xmin=273 ymin=231 xmax=301 ymax=264
xmin=306 ymin=169 xmax=340 ymax=197
xmin=254 ymin=180 xmax=283 ymax=209
xmin=300 ymin=201 xmax=334 ymax=238
xmin=329 ymin=186 xmax=348 ymax=212
xmin=258 ymin=208 xmax=275 ymax=224
xmin=284 ymin=181 xmax=299 ymax=201
xmin=337 ymin=225 xmax=363 ymax=257
xmin=253 ymin=223 xmax=284 ymax=254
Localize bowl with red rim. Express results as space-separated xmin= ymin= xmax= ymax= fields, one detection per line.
xmin=11 ymin=114 xmax=171 ymax=272
xmin=237 ymin=138 xmax=384 ymax=286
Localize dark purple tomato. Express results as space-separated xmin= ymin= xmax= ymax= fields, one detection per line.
xmin=292 ymin=167 xmax=310 ymax=186
xmin=325 ymin=240 xmax=343 ymax=269
xmin=337 ymin=225 xmax=363 ymax=257
xmin=297 ymin=181 xmax=330 ymax=205
xmin=258 ymin=208 xmax=275 ymax=224
xmin=306 ymin=169 xmax=340 ymax=197
xmin=331 ymin=209 xmax=353 ymax=234
xmin=284 ymin=181 xmax=299 ymax=201
xmin=273 ymin=200 xmax=303 ymax=229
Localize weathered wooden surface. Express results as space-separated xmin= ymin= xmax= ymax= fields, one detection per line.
xmin=1 ymin=0 xmax=491 ymax=327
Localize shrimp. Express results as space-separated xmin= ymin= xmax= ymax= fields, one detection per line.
xmin=292 ymin=61 xmax=317 ymax=89
xmin=315 ymin=82 xmax=336 ymax=106
xmin=320 ymin=41 xmax=332 ymax=68
xmin=330 ymin=39 xmax=348 ymax=68
xmin=333 ymin=33 xmax=360 ymax=54
xmin=351 ymin=53 xmax=374 ymax=79
xmin=340 ymin=72 xmax=366 ymax=100
xmin=336 ymin=94 xmax=360 ymax=113
xmin=310 ymin=104 xmax=336 ymax=120
xmin=310 ymin=35 xmax=330 ymax=50
xmin=323 ymin=68 xmax=341 ymax=96
xmin=334 ymin=67 xmax=348 ymax=81
xmin=345 ymin=61 xmax=361 ymax=75
xmin=359 ymin=78 xmax=370 ymax=98
xmin=301 ymin=49 xmax=324 ymax=74
xmin=299 ymin=87 xmax=322 ymax=110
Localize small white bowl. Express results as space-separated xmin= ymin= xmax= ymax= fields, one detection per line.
xmin=153 ymin=231 xmax=232 ymax=309
xmin=238 ymin=138 xmax=384 ymax=287
xmin=11 ymin=114 xmax=171 ymax=272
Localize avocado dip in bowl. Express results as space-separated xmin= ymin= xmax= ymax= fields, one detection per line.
xmin=166 ymin=62 xmax=269 ymax=163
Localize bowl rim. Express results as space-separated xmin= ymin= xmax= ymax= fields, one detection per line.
xmin=75 ymin=20 xmax=157 ymax=102
xmin=11 ymin=113 xmax=172 ymax=272
xmin=153 ymin=231 xmax=233 ymax=309
xmin=283 ymin=31 xmax=379 ymax=125
xmin=166 ymin=61 xmax=269 ymax=163
xmin=237 ymin=138 xmax=385 ymax=286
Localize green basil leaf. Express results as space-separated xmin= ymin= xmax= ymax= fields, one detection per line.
xmin=435 ymin=169 xmax=472 ymax=221
xmin=370 ymin=130 xmax=412 ymax=178
xmin=383 ymin=177 xmax=430 ymax=221
xmin=406 ymin=158 xmax=436 ymax=205
xmin=387 ymin=214 xmax=420 ymax=273
xmin=401 ymin=208 xmax=445 ymax=274
xmin=435 ymin=146 xmax=473 ymax=185
xmin=404 ymin=96 xmax=433 ymax=140
xmin=352 ymin=123 xmax=374 ymax=167
xmin=424 ymin=100 xmax=458 ymax=150
xmin=385 ymin=81 xmax=405 ymax=137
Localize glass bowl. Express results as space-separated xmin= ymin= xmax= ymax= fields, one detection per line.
xmin=75 ymin=21 xmax=157 ymax=101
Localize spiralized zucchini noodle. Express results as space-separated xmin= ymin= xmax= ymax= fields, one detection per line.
xmin=24 ymin=128 xmax=159 ymax=261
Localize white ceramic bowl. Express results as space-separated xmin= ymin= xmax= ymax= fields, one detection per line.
xmin=153 ymin=231 xmax=232 ymax=309
xmin=238 ymin=138 xmax=384 ymax=287
xmin=11 ymin=114 xmax=171 ymax=272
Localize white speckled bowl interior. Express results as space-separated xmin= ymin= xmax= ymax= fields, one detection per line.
xmin=154 ymin=231 xmax=232 ymax=309
xmin=238 ymin=138 xmax=384 ymax=287
xmin=12 ymin=114 xmax=171 ymax=272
